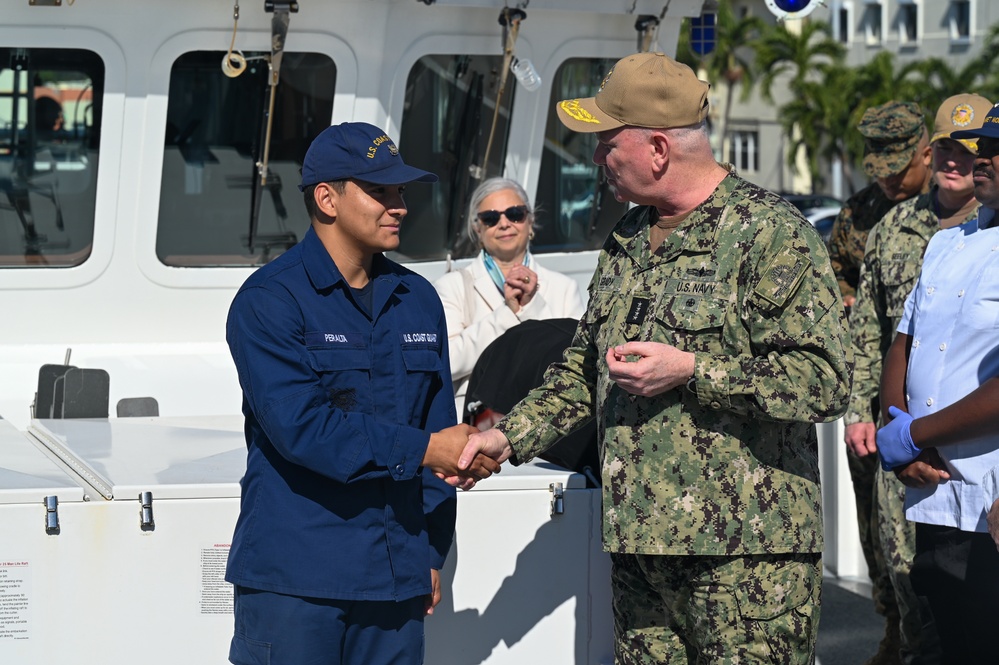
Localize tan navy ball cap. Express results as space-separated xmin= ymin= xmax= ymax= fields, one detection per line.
xmin=931 ymin=93 xmax=993 ymax=155
xmin=556 ymin=52 xmax=710 ymax=133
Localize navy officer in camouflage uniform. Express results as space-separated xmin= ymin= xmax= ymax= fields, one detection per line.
xmin=453 ymin=52 xmax=853 ymax=664
xmin=830 ymin=101 xmax=931 ymax=665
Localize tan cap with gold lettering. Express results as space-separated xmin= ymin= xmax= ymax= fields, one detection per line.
xmin=555 ymin=52 xmax=709 ymax=133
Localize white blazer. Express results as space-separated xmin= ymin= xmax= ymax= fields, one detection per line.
xmin=433 ymin=255 xmax=586 ymax=420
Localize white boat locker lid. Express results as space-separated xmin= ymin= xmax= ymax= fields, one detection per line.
xmin=27 ymin=414 xmax=589 ymax=499
xmin=468 ymin=458 xmax=589 ymax=492
xmin=28 ymin=415 xmax=247 ymax=501
xmin=0 ymin=417 xmax=85 ymax=505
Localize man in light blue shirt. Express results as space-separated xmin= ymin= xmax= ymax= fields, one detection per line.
xmin=877 ymin=102 xmax=999 ymax=663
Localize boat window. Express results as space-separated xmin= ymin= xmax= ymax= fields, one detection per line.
xmin=534 ymin=58 xmax=628 ymax=254
xmin=0 ymin=48 xmax=103 ymax=267
xmin=157 ymin=51 xmax=334 ymax=267
xmin=394 ymin=54 xmax=514 ymax=261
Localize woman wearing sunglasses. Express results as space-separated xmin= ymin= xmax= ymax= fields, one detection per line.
xmin=434 ymin=177 xmax=586 ymax=421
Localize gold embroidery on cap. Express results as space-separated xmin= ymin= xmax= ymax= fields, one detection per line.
xmin=366 ymin=134 xmax=395 ymax=159
xmin=598 ymin=66 xmax=615 ymax=92
xmin=952 ymin=104 xmax=975 ymax=127
xmin=559 ymin=99 xmax=601 ymax=124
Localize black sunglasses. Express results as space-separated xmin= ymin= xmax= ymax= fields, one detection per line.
xmin=476 ymin=205 xmax=529 ymax=227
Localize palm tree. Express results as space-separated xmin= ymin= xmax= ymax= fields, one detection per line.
xmin=774 ymin=61 xmax=853 ymax=192
xmin=980 ymin=23 xmax=999 ymax=101
xmin=674 ymin=16 xmax=702 ymax=72
xmin=754 ymin=20 xmax=845 ymax=104
xmin=752 ymin=19 xmax=844 ymax=193
xmin=688 ymin=3 xmax=766 ymax=156
xmin=915 ymin=26 xmax=999 ymax=111
xmin=817 ymin=62 xmax=865 ymax=193
xmin=772 ymin=49 xmax=930 ymax=195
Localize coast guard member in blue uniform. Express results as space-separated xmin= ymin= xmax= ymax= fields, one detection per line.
xmin=225 ymin=122 xmax=499 ymax=665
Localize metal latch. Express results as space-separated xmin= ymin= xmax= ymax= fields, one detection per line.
xmin=549 ymin=482 xmax=564 ymax=517
xmin=139 ymin=491 xmax=155 ymax=531
xmin=44 ymin=495 xmax=60 ymax=535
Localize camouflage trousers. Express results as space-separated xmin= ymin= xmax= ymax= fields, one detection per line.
xmin=876 ymin=465 xmax=940 ymax=664
xmin=846 ymin=449 xmax=895 ymax=617
xmin=850 ymin=447 xmax=939 ymax=663
xmin=610 ymin=551 xmax=821 ymax=664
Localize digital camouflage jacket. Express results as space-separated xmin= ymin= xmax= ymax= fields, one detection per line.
xmin=496 ymin=174 xmax=853 ymax=556
xmin=845 ymin=190 xmax=979 ymax=425
xmin=828 ymin=182 xmax=898 ymax=299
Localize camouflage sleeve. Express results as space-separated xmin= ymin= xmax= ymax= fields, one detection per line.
xmin=494 ymin=254 xmax=604 ymax=463
xmin=827 ymin=206 xmax=855 ymax=299
xmin=693 ymin=222 xmax=854 ymax=423
xmin=845 ymin=221 xmax=891 ymax=425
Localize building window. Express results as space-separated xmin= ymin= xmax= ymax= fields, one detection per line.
xmin=949 ymin=0 xmax=971 ymax=42
xmin=862 ymin=1 xmax=883 ymax=46
xmin=689 ymin=13 xmax=716 ymax=56
xmin=728 ymin=130 xmax=759 ymax=173
xmin=832 ymin=1 xmax=853 ymax=44
xmin=898 ymin=2 xmax=919 ymax=46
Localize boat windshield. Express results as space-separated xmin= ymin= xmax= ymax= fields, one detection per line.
xmin=0 ymin=47 xmax=103 ymax=267
xmin=156 ymin=50 xmax=335 ymax=267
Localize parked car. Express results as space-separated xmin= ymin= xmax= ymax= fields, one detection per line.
xmin=779 ymin=192 xmax=843 ymax=214
xmin=804 ymin=205 xmax=840 ymax=243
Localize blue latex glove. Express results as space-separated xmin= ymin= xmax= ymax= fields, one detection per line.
xmin=877 ymin=406 xmax=921 ymax=471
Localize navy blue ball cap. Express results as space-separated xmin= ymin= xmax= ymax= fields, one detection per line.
xmin=298 ymin=122 xmax=438 ymax=190
xmin=952 ymin=103 xmax=999 ymax=141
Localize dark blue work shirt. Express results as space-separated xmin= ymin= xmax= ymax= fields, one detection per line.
xmin=225 ymin=226 xmax=457 ymax=601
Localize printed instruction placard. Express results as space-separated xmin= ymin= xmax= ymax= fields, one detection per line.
xmin=200 ymin=544 xmax=233 ymax=615
xmin=0 ymin=561 xmax=30 ymax=641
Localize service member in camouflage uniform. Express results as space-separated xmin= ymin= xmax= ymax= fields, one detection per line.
xmin=830 ymin=101 xmax=931 ymax=665
xmin=829 ymin=102 xmax=932 ymax=307
xmin=846 ymin=93 xmax=990 ymax=665
xmin=455 ymin=52 xmax=853 ymax=664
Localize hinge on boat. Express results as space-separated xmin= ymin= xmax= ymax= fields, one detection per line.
xmin=44 ymin=495 xmax=60 ymax=535
xmin=550 ymin=482 xmax=564 ymax=517
xmin=139 ymin=492 xmax=155 ymax=531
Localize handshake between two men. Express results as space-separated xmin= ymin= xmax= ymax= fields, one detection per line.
xmin=421 ymin=424 xmax=514 ymax=489
xmin=419 ymin=341 xmax=698 ymax=488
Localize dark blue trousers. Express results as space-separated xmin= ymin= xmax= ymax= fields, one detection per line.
xmin=911 ymin=524 xmax=999 ymax=665
xmin=229 ymin=586 xmax=426 ymax=665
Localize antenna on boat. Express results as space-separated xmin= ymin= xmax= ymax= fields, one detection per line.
xmin=481 ymin=6 xmax=529 ymax=182
xmin=246 ymin=2 xmax=298 ymax=253
xmin=219 ymin=1 xmax=298 ymax=253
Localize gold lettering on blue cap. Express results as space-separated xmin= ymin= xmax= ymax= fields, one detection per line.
xmin=367 ymin=134 xmax=399 ymax=159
